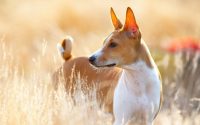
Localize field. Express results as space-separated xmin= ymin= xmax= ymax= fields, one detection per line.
xmin=0 ymin=0 xmax=200 ymax=125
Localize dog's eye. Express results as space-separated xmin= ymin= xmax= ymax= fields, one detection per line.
xmin=109 ymin=42 xmax=117 ymax=48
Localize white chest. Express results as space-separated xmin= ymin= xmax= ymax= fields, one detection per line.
xmin=113 ymin=61 xmax=161 ymax=125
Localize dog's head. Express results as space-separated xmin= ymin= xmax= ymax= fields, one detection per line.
xmin=89 ymin=7 xmax=141 ymax=67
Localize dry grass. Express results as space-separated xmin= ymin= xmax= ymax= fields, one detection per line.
xmin=0 ymin=0 xmax=200 ymax=125
xmin=0 ymin=42 xmax=112 ymax=125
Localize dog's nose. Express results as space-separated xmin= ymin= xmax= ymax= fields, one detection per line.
xmin=89 ymin=56 xmax=96 ymax=63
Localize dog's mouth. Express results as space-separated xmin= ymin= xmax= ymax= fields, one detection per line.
xmin=94 ymin=63 xmax=116 ymax=68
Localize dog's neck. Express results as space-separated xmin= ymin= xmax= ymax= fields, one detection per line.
xmin=120 ymin=40 xmax=158 ymax=87
xmin=138 ymin=39 xmax=155 ymax=69
xmin=122 ymin=59 xmax=149 ymax=71
xmin=118 ymin=60 xmax=158 ymax=99
xmin=123 ymin=39 xmax=156 ymax=71
xmin=122 ymin=59 xmax=155 ymax=78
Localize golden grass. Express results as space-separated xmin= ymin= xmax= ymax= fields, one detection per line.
xmin=0 ymin=42 xmax=112 ymax=125
xmin=0 ymin=0 xmax=200 ymax=125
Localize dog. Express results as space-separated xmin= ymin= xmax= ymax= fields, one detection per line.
xmin=53 ymin=36 xmax=121 ymax=113
xmin=89 ymin=7 xmax=162 ymax=125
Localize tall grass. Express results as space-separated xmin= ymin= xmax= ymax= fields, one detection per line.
xmin=154 ymin=51 xmax=200 ymax=125
xmin=0 ymin=36 xmax=200 ymax=125
xmin=0 ymin=0 xmax=199 ymax=125
xmin=0 ymin=41 xmax=112 ymax=125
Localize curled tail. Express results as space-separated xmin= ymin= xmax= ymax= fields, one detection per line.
xmin=57 ymin=36 xmax=73 ymax=61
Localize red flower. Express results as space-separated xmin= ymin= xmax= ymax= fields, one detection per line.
xmin=166 ymin=37 xmax=200 ymax=53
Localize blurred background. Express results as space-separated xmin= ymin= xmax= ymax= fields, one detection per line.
xmin=0 ymin=0 xmax=200 ymax=125
xmin=0 ymin=0 xmax=200 ymax=70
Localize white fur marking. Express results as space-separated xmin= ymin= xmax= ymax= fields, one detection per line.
xmin=91 ymin=49 xmax=103 ymax=58
xmin=65 ymin=35 xmax=74 ymax=43
xmin=57 ymin=43 xmax=65 ymax=54
xmin=113 ymin=60 xmax=161 ymax=125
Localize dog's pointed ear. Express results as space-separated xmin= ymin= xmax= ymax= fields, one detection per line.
xmin=123 ymin=7 xmax=138 ymax=32
xmin=110 ymin=7 xmax=123 ymax=30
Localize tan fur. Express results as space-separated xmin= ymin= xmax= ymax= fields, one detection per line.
xmin=60 ymin=36 xmax=73 ymax=61
xmin=96 ymin=30 xmax=142 ymax=67
xmin=53 ymin=40 xmax=121 ymax=113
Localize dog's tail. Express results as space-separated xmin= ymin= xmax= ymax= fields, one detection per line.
xmin=57 ymin=36 xmax=73 ymax=61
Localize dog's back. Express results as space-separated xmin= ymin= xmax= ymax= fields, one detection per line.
xmin=53 ymin=37 xmax=121 ymax=113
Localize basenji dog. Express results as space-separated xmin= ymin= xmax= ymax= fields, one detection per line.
xmin=89 ymin=7 xmax=162 ymax=125
xmin=53 ymin=37 xmax=121 ymax=113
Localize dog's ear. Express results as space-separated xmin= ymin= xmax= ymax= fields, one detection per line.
xmin=110 ymin=7 xmax=122 ymax=30
xmin=123 ymin=7 xmax=138 ymax=32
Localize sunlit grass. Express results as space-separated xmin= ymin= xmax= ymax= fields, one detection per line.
xmin=0 ymin=0 xmax=199 ymax=124
xmin=0 ymin=39 xmax=200 ymax=125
